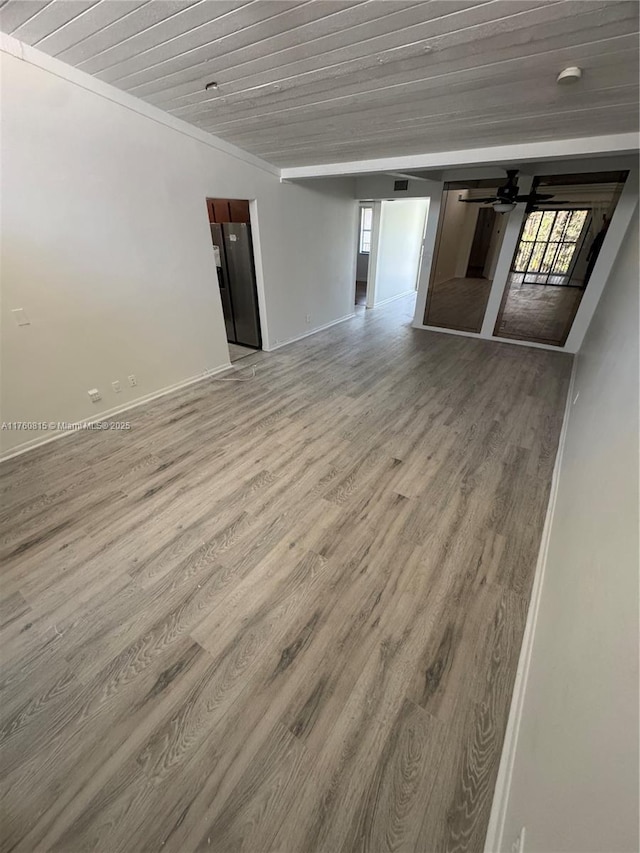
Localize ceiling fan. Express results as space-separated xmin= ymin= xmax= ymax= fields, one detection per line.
xmin=459 ymin=170 xmax=569 ymax=213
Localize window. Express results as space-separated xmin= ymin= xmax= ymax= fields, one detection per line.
xmin=359 ymin=206 xmax=373 ymax=254
xmin=512 ymin=209 xmax=590 ymax=286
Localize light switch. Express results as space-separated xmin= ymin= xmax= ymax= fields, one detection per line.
xmin=12 ymin=308 xmax=30 ymax=326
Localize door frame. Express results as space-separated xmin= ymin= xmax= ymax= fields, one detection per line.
xmin=352 ymin=201 xmax=380 ymax=310
xmin=365 ymin=201 xmax=382 ymax=309
xmin=205 ymin=196 xmax=269 ymax=353
xmin=362 ymin=198 xmax=429 ymax=310
xmin=248 ymin=199 xmax=268 ymax=348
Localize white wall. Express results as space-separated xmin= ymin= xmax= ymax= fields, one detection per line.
xmin=453 ymin=195 xmax=480 ymax=279
xmin=483 ymin=213 xmax=508 ymax=279
xmin=261 ymin=178 xmax=357 ymax=346
xmin=432 ymin=190 xmax=470 ymax=284
xmin=373 ymin=199 xmax=428 ymax=305
xmin=499 ymin=206 xmax=639 ymax=852
xmin=0 ymin=42 xmax=356 ymax=456
xmin=355 ymin=174 xmax=442 ymax=201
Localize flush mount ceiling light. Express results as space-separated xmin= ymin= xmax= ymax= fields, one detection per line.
xmin=557 ymin=66 xmax=582 ymax=85
xmin=205 ymin=81 xmax=218 ymax=91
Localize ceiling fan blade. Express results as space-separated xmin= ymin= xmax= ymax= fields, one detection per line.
xmin=526 ymin=200 xmax=574 ymax=212
xmin=458 ymin=197 xmax=498 ymax=203
xmin=515 ymin=193 xmax=556 ymax=202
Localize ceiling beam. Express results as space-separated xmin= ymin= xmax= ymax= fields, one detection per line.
xmin=385 ymin=171 xmax=433 ymax=182
xmin=279 ymin=133 xmax=639 ymax=181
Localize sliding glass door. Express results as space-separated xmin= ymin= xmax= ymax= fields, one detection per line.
xmin=512 ymin=209 xmax=590 ymax=287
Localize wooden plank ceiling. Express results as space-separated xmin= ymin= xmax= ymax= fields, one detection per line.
xmin=1 ymin=0 xmax=638 ymax=167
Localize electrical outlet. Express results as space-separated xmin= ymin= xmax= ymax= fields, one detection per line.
xmin=111 ymin=380 xmax=121 ymax=393
xmin=88 ymin=388 xmax=101 ymax=403
xmin=511 ymin=827 xmax=526 ymax=853
xmin=128 ymin=374 xmax=137 ymax=387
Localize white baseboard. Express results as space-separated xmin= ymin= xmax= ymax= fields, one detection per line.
xmin=263 ymin=313 xmax=355 ymax=351
xmin=373 ymin=289 xmax=417 ymax=307
xmin=0 ymin=363 xmax=232 ymax=462
xmin=483 ymin=356 xmax=578 ymax=853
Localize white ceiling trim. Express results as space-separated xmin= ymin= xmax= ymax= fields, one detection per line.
xmin=0 ymin=31 xmax=281 ymax=177
xmin=279 ymin=133 xmax=640 ymax=180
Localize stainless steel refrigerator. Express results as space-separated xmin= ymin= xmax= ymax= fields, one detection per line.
xmin=210 ymin=222 xmax=261 ymax=349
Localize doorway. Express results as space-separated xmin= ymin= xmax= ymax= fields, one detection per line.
xmin=355 ymin=204 xmax=373 ymax=308
xmin=369 ymin=199 xmax=429 ymax=309
xmin=466 ymin=207 xmax=496 ymax=277
xmin=423 ymin=182 xmax=509 ymax=333
xmin=206 ymin=197 xmax=262 ymax=357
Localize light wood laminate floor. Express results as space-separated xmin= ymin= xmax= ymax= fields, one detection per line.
xmin=0 ymin=295 xmax=572 ymax=853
